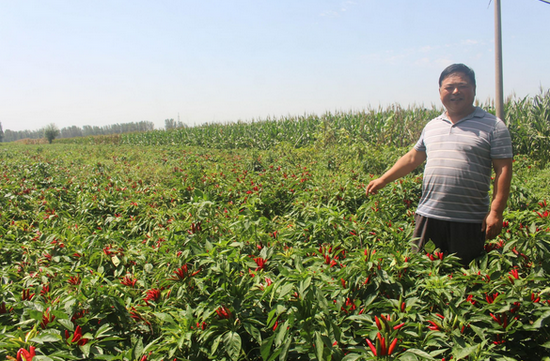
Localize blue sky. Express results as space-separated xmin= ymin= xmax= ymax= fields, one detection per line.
xmin=1 ymin=0 xmax=549 ymax=132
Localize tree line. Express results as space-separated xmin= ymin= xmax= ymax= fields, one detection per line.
xmin=0 ymin=121 xmax=155 ymax=143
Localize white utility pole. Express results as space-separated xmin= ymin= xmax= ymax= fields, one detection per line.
xmin=494 ymin=0 xmax=505 ymax=123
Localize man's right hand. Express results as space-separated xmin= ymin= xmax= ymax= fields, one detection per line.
xmin=365 ymin=148 xmax=426 ymax=196
xmin=366 ymin=178 xmax=387 ymax=195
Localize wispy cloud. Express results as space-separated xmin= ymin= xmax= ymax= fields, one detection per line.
xmin=434 ymin=57 xmax=454 ymax=68
xmin=414 ymin=57 xmax=431 ymax=66
xmin=320 ymin=10 xmax=340 ymax=18
xmin=320 ymin=1 xmax=358 ymax=17
xmin=362 ymin=39 xmax=487 ymax=68
xmin=461 ymin=39 xmax=482 ymax=46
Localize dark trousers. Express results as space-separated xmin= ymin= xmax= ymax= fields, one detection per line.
xmin=412 ymin=214 xmax=485 ymax=265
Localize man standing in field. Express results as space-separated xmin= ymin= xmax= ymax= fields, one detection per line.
xmin=366 ymin=63 xmax=513 ymax=265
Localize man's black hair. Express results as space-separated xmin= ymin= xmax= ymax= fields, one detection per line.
xmin=439 ymin=63 xmax=476 ymax=88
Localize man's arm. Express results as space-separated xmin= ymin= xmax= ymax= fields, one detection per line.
xmin=484 ymin=158 xmax=513 ymax=240
xmin=366 ymin=148 xmax=426 ymax=195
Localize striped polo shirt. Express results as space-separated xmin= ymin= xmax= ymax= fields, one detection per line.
xmin=413 ymin=107 xmax=513 ymax=223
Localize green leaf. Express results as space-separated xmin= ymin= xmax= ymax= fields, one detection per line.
xmin=315 ymin=331 xmax=324 ymax=361
xmin=279 ymin=336 xmax=292 ymax=361
xmin=153 ymin=312 xmax=175 ymax=324
xmin=177 ymin=333 xmax=186 ymax=349
xmin=266 ymin=308 xmax=278 ymax=327
xmin=298 ymin=276 xmax=312 ymax=297
xmin=95 ymin=323 xmax=114 ymax=339
xmin=267 ymin=348 xmax=282 ymax=361
xmin=278 ymin=284 xmax=294 ymax=299
xmin=398 ymin=353 xmax=419 ymax=361
xmin=424 ymin=240 xmax=436 ymax=253
xmin=224 ymin=331 xmax=242 ymax=361
xmin=275 ymin=320 xmax=289 ymax=347
xmin=531 ymin=309 xmax=550 ymax=329
xmin=30 ymin=332 xmax=63 ymax=343
xmin=243 ymin=322 xmax=262 ymax=343
xmin=79 ymin=342 xmax=91 ymax=357
xmin=341 ymin=353 xmax=363 ymax=361
xmin=295 ymin=255 xmax=304 ymax=272
xmin=453 ymin=345 xmax=478 ymax=360
xmin=261 ymin=336 xmax=275 ymax=361
xmin=211 ymin=334 xmax=223 ymax=354
xmin=58 ymin=318 xmax=75 ymax=331
xmin=33 ymin=357 xmax=55 ymax=361
xmin=402 ymin=349 xmax=436 ymax=360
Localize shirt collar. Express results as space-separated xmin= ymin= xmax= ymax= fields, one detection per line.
xmin=440 ymin=107 xmax=483 ymax=125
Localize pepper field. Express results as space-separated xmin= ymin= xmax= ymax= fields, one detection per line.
xmin=2 ymin=94 xmax=550 ymax=360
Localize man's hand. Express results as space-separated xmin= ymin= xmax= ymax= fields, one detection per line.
xmin=483 ymin=211 xmax=503 ymax=240
xmin=484 ymin=158 xmax=512 ymax=240
xmin=366 ymin=178 xmax=387 ymax=195
xmin=365 ymin=149 xmax=426 ymax=196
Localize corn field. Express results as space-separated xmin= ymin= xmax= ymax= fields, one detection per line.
xmin=55 ymin=90 xmax=550 ymax=165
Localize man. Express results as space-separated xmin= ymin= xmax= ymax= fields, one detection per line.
xmin=366 ymin=63 xmax=513 ymax=265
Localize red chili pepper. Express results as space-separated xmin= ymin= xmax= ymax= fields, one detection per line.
xmin=71 ymin=325 xmax=83 ymax=343
xmin=486 ymin=292 xmax=498 ymax=304
xmin=172 ymin=265 xmax=189 ymax=280
xmin=366 ymin=338 xmax=377 ymax=356
xmin=393 ymin=322 xmax=405 ymax=330
xmin=377 ymin=332 xmax=387 ymax=356
xmin=375 ymin=315 xmax=382 ymax=330
xmin=22 ymin=289 xmax=35 ymax=301
xmin=387 ymin=338 xmax=398 ymax=355
xmin=215 ymin=306 xmax=232 ymax=319
xmin=427 ymin=320 xmax=440 ymax=331
xmin=16 ymin=346 xmax=36 ymax=361
xmin=40 ymin=308 xmax=55 ymax=329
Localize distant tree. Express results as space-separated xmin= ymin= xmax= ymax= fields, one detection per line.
xmin=61 ymin=125 xmax=83 ymax=139
xmin=0 ymin=120 xmax=155 ymax=142
xmin=141 ymin=121 xmax=155 ymax=131
xmin=44 ymin=123 xmax=60 ymax=144
xmin=2 ymin=128 xmax=42 ymax=142
xmin=165 ymin=118 xmax=176 ymax=130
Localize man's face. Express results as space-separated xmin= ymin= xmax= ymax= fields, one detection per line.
xmin=439 ymin=72 xmax=476 ymax=116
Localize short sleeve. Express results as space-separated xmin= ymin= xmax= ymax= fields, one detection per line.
xmin=490 ymin=119 xmax=513 ymax=159
xmin=414 ymin=128 xmax=426 ymax=152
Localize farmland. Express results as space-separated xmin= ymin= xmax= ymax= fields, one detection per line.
xmin=2 ymin=92 xmax=550 ymax=360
